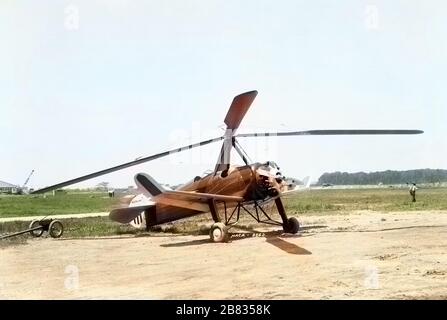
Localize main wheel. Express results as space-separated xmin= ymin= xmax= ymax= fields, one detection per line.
xmin=209 ymin=223 xmax=229 ymax=243
xmin=49 ymin=220 xmax=64 ymax=238
xmin=283 ymin=217 xmax=300 ymax=234
xmin=29 ymin=220 xmax=44 ymax=237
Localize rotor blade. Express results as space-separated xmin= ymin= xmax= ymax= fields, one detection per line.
xmin=236 ymin=129 xmax=424 ymax=138
xmin=224 ymin=90 xmax=258 ymax=131
xmin=31 ymin=136 xmax=224 ymax=194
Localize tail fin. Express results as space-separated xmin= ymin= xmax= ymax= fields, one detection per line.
xmin=135 ymin=173 xmax=165 ymax=197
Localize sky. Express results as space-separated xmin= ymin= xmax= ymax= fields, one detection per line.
xmin=1 ymin=0 xmax=446 ymax=189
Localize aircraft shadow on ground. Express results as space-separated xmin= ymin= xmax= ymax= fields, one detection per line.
xmin=58 ymin=233 xmax=184 ymax=241
xmin=58 ymin=225 xmax=328 ymax=255
xmin=160 ymin=229 xmax=314 ymax=255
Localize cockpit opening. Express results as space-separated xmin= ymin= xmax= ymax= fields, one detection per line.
xmin=192 ymin=169 xmax=215 ymax=183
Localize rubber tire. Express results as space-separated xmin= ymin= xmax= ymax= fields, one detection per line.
xmin=209 ymin=223 xmax=229 ymax=243
xmin=283 ymin=217 xmax=300 ymax=234
xmin=29 ymin=220 xmax=44 ymax=238
xmin=49 ymin=220 xmax=64 ymax=238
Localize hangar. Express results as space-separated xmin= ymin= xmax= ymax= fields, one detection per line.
xmin=0 ymin=180 xmax=19 ymax=194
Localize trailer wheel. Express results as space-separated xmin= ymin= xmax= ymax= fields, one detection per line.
xmin=29 ymin=220 xmax=44 ymax=238
xmin=49 ymin=220 xmax=64 ymax=238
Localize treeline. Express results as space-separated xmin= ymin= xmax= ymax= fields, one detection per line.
xmin=318 ymin=169 xmax=447 ymax=185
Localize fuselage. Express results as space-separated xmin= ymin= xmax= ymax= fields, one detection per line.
xmin=127 ymin=162 xmax=286 ymax=228
xmin=178 ymin=162 xmax=284 ymax=202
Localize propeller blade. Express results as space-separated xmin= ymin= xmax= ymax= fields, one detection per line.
xmin=237 ymin=129 xmax=424 ymax=138
xmin=31 ymin=136 xmax=224 ymax=194
xmin=224 ymin=90 xmax=258 ymax=131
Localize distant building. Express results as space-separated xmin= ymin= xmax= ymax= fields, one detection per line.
xmin=0 ymin=180 xmax=19 ymax=194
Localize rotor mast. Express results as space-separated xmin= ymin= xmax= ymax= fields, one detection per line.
xmin=214 ymin=90 xmax=258 ymax=174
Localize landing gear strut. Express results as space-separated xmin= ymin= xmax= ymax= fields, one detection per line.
xmin=275 ymin=198 xmax=300 ymax=234
xmin=207 ymin=197 xmax=300 ymax=242
xmin=208 ymin=199 xmax=230 ymax=243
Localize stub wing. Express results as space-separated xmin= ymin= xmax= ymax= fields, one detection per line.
xmin=135 ymin=172 xmax=243 ymax=212
xmin=161 ymin=190 xmax=243 ymax=202
xmin=154 ymin=190 xmax=243 ymax=212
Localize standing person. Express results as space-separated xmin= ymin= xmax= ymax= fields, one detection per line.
xmin=409 ymin=183 xmax=417 ymax=202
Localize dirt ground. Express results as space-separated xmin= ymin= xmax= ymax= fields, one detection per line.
xmin=1 ymin=210 xmax=447 ymax=300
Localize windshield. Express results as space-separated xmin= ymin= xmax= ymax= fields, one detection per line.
xmin=263 ymin=161 xmax=279 ymax=170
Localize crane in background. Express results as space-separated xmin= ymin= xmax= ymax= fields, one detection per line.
xmin=19 ymin=170 xmax=35 ymax=194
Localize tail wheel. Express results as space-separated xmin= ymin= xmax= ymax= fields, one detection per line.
xmin=209 ymin=223 xmax=229 ymax=243
xmin=29 ymin=220 xmax=44 ymax=238
xmin=49 ymin=220 xmax=64 ymax=238
xmin=283 ymin=217 xmax=300 ymax=234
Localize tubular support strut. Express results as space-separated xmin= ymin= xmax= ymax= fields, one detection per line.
xmin=208 ymin=198 xmax=286 ymax=228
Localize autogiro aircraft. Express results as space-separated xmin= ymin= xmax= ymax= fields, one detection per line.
xmin=33 ymin=91 xmax=423 ymax=242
